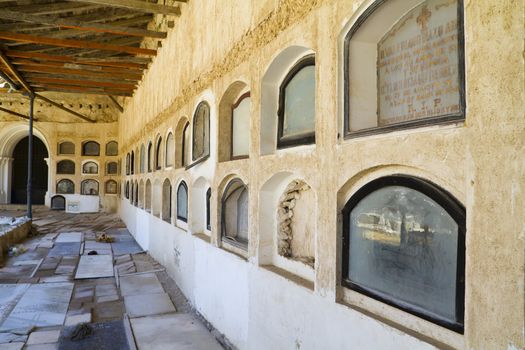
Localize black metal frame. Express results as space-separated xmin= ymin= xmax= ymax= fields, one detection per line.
xmin=192 ymin=101 xmax=210 ymax=162
xmin=176 ymin=181 xmax=188 ymax=222
xmin=343 ymin=0 xmax=466 ymax=139
xmin=147 ymin=141 xmax=152 ymax=172
xmin=155 ymin=136 xmax=162 ymax=170
xmin=230 ymin=91 xmax=251 ymax=160
xmin=220 ymin=179 xmax=249 ymax=249
xmin=165 ymin=132 xmax=174 ymax=168
xmin=341 ymin=175 xmax=465 ymax=333
xmin=125 ymin=181 xmax=129 ymax=199
xmin=206 ymin=187 xmax=211 ymax=231
xmin=277 ymin=54 xmax=316 ymax=149
xmin=181 ymin=123 xmax=189 ymax=167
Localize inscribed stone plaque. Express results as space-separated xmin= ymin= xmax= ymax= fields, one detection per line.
xmin=0 ymin=284 xmax=30 ymax=325
xmin=377 ymin=0 xmax=461 ymax=125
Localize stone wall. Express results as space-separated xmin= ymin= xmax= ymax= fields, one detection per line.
xmin=118 ymin=0 xmax=524 ymax=349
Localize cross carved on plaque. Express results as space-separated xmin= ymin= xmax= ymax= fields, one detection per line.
xmin=417 ymin=5 xmax=432 ymax=30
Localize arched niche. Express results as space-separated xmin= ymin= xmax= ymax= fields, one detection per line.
xmin=138 ymin=180 xmax=145 ymax=208
xmin=81 ymin=179 xmax=99 ymax=196
xmin=56 ymin=179 xmax=74 ymax=194
xmin=259 ymin=172 xmax=316 ymax=282
xmin=190 ymin=176 xmax=210 ymax=235
xmin=165 ymin=132 xmax=174 ymax=168
xmin=155 ymin=134 xmax=162 ymax=171
xmin=82 ymin=161 xmax=98 ymax=175
xmin=82 ymin=141 xmax=100 ymax=156
xmin=221 ymin=178 xmax=249 ymax=250
xmin=261 ymin=46 xmax=316 ymax=155
xmin=57 ymin=160 xmax=75 ymax=175
xmin=51 ymin=195 xmax=66 ymax=210
xmin=162 ymin=178 xmax=172 ymax=223
xmin=152 ymin=179 xmax=162 ymax=217
xmin=145 ymin=179 xmax=152 ymax=211
xmin=105 ymin=180 xmax=118 ymax=195
xmin=106 ymin=161 xmax=118 ymax=175
xmin=218 ymin=81 xmax=250 ymax=162
xmin=58 ymin=141 xmax=75 ymax=155
xmin=174 ymin=117 xmax=189 ymax=168
xmin=140 ymin=144 xmax=145 ymax=173
xmin=105 ymin=141 xmax=118 ymax=156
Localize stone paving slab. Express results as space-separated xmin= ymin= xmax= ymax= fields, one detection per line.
xmin=75 ymin=256 xmax=113 ymax=280
xmin=55 ymin=233 xmax=82 ymax=243
xmin=47 ymin=243 xmax=80 ymax=258
xmin=111 ymin=241 xmax=143 ymax=256
xmin=0 ymin=342 xmax=24 ymax=350
xmin=0 ymin=283 xmax=74 ymax=331
xmin=130 ymin=314 xmax=222 ymax=350
xmin=58 ymin=320 xmax=130 ymax=350
xmin=119 ymin=273 xmax=164 ymax=297
xmin=124 ymin=293 xmax=175 ymax=318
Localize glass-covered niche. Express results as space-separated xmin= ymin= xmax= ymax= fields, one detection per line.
xmin=105 ymin=180 xmax=118 ymax=194
xmin=82 ymin=161 xmax=98 ymax=174
xmin=106 ymin=161 xmax=118 ymax=175
xmin=56 ymin=179 xmax=74 ymax=194
xmin=221 ymin=179 xmax=249 ymax=248
xmin=106 ymin=141 xmax=118 ymax=156
xmin=58 ymin=141 xmax=75 ymax=155
xmin=192 ymin=102 xmax=210 ymax=161
xmin=81 ymin=179 xmax=99 ymax=195
xmin=341 ymin=175 xmax=465 ymax=332
xmin=278 ymin=55 xmax=316 ymax=148
xmin=344 ymin=0 xmax=465 ymax=136
xmin=57 ymin=160 xmax=75 ymax=174
xmin=82 ymin=141 xmax=100 ymax=156
xmin=176 ymin=181 xmax=188 ymax=222
xmin=232 ymin=93 xmax=250 ymax=158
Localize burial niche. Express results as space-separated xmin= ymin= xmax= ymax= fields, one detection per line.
xmin=221 ymin=179 xmax=248 ymax=248
xmin=57 ymin=160 xmax=75 ymax=174
xmin=58 ymin=141 xmax=75 ymax=155
xmin=81 ymin=179 xmax=99 ymax=195
xmin=277 ymin=180 xmax=315 ymax=267
xmin=341 ymin=175 xmax=465 ymax=332
xmin=82 ymin=161 xmax=98 ymax=174
xmin=51 ymin=195 xmax=66 ymax=210
xmin=105 ymin=141 xmax=118 ymax=156
xmin=105 ymin=180 xmax=118 ymax=194
xmin=106 ymin=161 xmax=118 ymax=175
xmin=344 ymin=0 xmax=465 ymax=135
xmin=56 ymin=179 xmax=74 ymax=194
xmin=82 ymin=141 xmax=100 ymax=156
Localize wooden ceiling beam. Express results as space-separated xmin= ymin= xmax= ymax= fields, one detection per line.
xmin=16 ymin=64 xmax=142 ymax=80
xmin=0 ymin=49 xmax=33 ymax=94
xmin=108 ymin=95 xmax=123 ymax=112
xmin=0 ymin=31 xmax=157 ymax=56
xmin=25 ymin=73 xmax=139 ymax=85
xmin=32 ymin=84 xmax=132 ymax=96
xmin=0 ymin=10 xmax=166 ymax=39
xmin=12 ymin=59 xmax=144 ymax=76
xmin=6 ymin=3 xmax=104 ymax=16
xmin=44 ymin=16 xmax=153 ymax=39
xmin=26 ymin=76 xmax=136 ymax=89
xmin=5 ymin=50 xmax=148 ymax=69
xmin=66 ymin=0 xmax=183 ymax=16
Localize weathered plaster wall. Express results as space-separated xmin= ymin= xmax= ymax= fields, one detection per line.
xmin=119 ymin=0 xmax=525 ymax=349
xmin=0 ymin=121 xmax=120 ymax=212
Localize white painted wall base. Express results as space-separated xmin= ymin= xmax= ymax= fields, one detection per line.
xmin=120 ymin=200 xmax=435 ymax=350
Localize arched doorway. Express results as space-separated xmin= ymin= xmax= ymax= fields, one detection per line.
xmin=11 ymin=136 xmax=48 ymax=204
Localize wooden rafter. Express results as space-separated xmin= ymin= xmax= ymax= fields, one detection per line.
xmin=32 ymin=85 xmax=132 ymax=96
xmin=67 ymin=0 xmax=184 ymax=16
xmin=17 ymin=64 xmax=143 ymax=80
xmin=25 ymin=76 xmax=137 ymax=89
xmin=12 ymin=60 xmax=144 ymax=76
xmin=0 ymin=31 xmax=157 ymax=56
xmin=6 ymin=50 xmax=147 ymax=69
xmin=0 ymin=10 xmax=167 ymax=39
xmin=0 ymin=49 xmax=33 ymax=93
xmin=109 ymin=95 xmax=124 ymax=112
xmin=6 ymin=3 xmax=104 ymax=16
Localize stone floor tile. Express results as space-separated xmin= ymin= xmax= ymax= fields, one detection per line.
xmin=124 ymin=292 xmax=175 ymax=318
xmin=64 ymin=313 xmax=91 ymax=327
xmin=26 ymin=330 xmax=60 ymax=345
xmin=0 ymin=342 xmax=24 ymax=350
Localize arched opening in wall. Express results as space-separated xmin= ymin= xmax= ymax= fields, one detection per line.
xmin=206 ymin=188 xmax=211 ymax=231
xmin=81 ymin=179 xmax=99 ymax=196
xmin=106 ymin=161 xmax=118 ymax=175
xmin=190 ymin=177 xmax=209 ymax=235
xmin=147 ymin=142 xmax=153 ymax=172
xmin=162 ymin=179 xmax=172 ymax=223
xmin=340 ymin=175 xmax=465 ymax=332
xmin=259 ymin=172 xmax=316 ymax=282
xmin=105 ymin=141 xmax=118 ymax=156
xmin=343 ymin=0 xmax=465 ymax=136
xmin=51 ymin=195 xmax=65 ymax=210
xmin=165 ymin=133 xmax=174 ymax=168
xmin=130 ymin=151 xmax=135 ymax=175
xmin=125 ymin=181 xmax=129 ymax=199
xmin=192 ymin=101 xmax=210 ymax=162
xmin=155 ymin=135 xmax=162 ymax=170
xmin=105 ymin=180 xmax=117 ymax=195
xmin=82 ymin=141 xmax=100 ymax=156
xmin=221 ymin=178 xmax=248 ymax=249
xmin=140 ymin=144 xmax=145 ymax=173
xmin=11 ymin=136 xmax=49 ymax=205
xmin=134 ymin=180 xmax=139 ymax=206
xmin=58 ymin=141 xmax=75 ymax=155
xmin=145 ymin=180 xmax=152 ymax=212
xmin=261 ymin=46 xmax=316 ymax=155
xmin=82 ymin=161 xmax=98 ymax=175
xmin=56 ymin=179 xmax=74 ymax=194
xmin=126 ymin=153 xmax=130 ymax=175
xmin=57 ymin=160 xmax=75 ymax=175
xmin=218 ymin=81 xmax=250 ymax=162
xmin=176 ymin=181 xmax=188 ymax=223
xmin=152 ymin=179 xmax=161 ymax=216
xmin=138 ymin=180 xmax=144 ymax=208
xmin=174 ymin=118 xmax=189 ymax=168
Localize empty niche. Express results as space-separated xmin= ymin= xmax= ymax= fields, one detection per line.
xmin=259 ymin=172 xmax=315 ymax=282
xmin=277 ymin=179 xmax=315 ymax=267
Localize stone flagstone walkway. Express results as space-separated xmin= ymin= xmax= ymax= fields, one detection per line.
xmin=0 ymin=209 xmax=226 ymax=350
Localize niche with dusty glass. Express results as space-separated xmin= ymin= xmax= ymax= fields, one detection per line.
xmin=58 ymin=141 xmax=75 ymax=155
xmin=105 ymin=180 xmax=118 ymax=195
xmin=82 ymin=161 xmax=98 ymax=175
xmin=56 ymin=179 xmax=74 ymax=194
xmin=341 ymin=175 xmax=465 ymax=332
xmin=57 ymin=160 xmax=75 ymax=175
xmin=81 ymin=179 xmax=99 ymax=195
xmin=192 ymin=102 xmax=210 ymax=162
xmin=82 ymin=141 xmax=100 ymax=156
xmin=221 ymin=179 xmax=249 ymax=249
xmin=106 ymin=161 xmax=118 ymax=175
